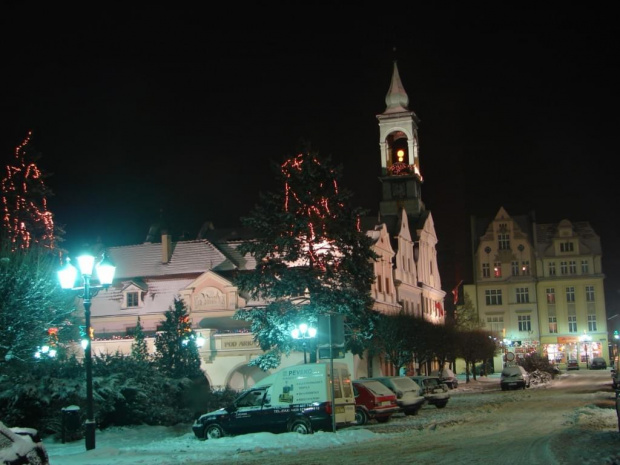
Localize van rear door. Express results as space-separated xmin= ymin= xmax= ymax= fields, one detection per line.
xmin=330 ymin=363 xmax=356 ymax=424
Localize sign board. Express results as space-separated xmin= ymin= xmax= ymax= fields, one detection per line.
xmin=505 ymin=352 xmax=515 ymax=362
xmin=318 ymin=347 xmax=345 ymax=359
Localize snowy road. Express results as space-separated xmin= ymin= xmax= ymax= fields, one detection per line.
xmin=197 ymin=370 xmax=620 ymax=465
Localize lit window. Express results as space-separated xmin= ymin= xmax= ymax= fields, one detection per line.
xmin=494 ymin=262 xmax=502 ymax=278
xmin=548 ymin=316 xmax=557 ymax=334
xmin=521 ymin=261 xmax=530 ymax=275
xmin=546 ymin=288 xmax=555 ymax=304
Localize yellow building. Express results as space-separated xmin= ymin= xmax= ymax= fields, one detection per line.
xmin=467 ymin=207 xmax=608 ymax=371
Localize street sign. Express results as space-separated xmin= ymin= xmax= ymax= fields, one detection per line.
xmin=505 ymin=352 xmax=515 ymax=362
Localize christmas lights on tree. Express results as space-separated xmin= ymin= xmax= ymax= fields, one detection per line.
xmin=1 ymin=131 xmax=55 ymax=250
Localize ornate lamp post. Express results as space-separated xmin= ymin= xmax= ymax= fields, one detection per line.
xmin=580 ymin=333 xmax=592 ymax=369
xmin=291 ymin=323 xmax=317 ymax=364
xmin=58 ymin=253 xmax=116 ymax=451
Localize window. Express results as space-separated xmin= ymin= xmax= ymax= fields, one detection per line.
xmin=569 ymin=260 xmax=577 ymax=274
xmin=566 ymin=286 xmax=575 ymax=303
xmin=126 ymin=292 xmax=139 ymax=308
xmin=588 ymin=314 xmax=597 ymax=332
xmin=516 ymin=287 xmax=529 ymax=303
xmin=498 ymin=233 xmax=510 ymax=251
xmin=548 ymin=316 xmax=557 ymax=334
xmin=385 ymin=277 xmax=390 ymax=294
xmin=486 ymin=315 xmax=504 ymax=332
xmin=485 ymin=289 xmax=502 ymax=305
xmin=521 ymin=261 xmax=530 ymax=275
xmin=568 ymin=315 xmax=577 ymax=333
xmin=585 ymin=285 xmax=595 ymax=302
xmin=546 ymin=288 xmax=555 ymax=304
xmin=511 ymin=261 xmax=519 ymax=276
xmin=581 ymin=260 xmax=589 ymax=274
xmin=560 ymin=261 xmax=568 ymax=275
xmin=518 ymin=315 xmax=531 ymax=332
xmin=482 ymin=263 xmax=490 ymax=278
xmin=560 ymin=242 xmax=574 ymax=253
xmin=548 ymin=262 xmax=556 ymax=276
xmin=494 ymin=262 xmax=502 ymax=278
xmin=377 ymin=275 xmax=382 ymax=292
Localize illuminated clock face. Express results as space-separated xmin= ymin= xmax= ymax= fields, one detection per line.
xmin=392 ymin=182 xmax=406 ymax=198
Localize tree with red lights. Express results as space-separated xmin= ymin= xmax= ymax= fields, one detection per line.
xmin=234 ymin=151 xmax=378 ymax=369
xmin=1 ymin=132 xmax=57 ymax=250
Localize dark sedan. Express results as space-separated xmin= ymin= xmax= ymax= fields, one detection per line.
xmin=590 ymin=357 xmax=607 ymax=370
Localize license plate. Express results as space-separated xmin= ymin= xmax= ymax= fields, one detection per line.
xmin=380 ymin=401 xmax=393 ymax=406
xmin=335 ymin=406 xmax=345 ymax=414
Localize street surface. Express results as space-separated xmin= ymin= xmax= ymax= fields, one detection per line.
xmin=199 ymin=369 xmax=620 ymax=465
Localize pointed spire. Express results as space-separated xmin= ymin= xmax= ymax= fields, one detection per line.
xmin=384 ymin=60 xmax=409 ymax=113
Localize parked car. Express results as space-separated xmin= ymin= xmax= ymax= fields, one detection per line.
xmin=612 ymin=368 xmax=619 ymax=390
xmin=409 ymin=375 xmax=450 ymax=408
xmin=590 ymin=357 xmax=607 ymax=370
xmin=366 ymin=376 xmax=426 ymax=415
xmin=567 ymin=359 xmax=579 ymax=370
xmin=500 ymin=365 xmax=530 ymax=390
xmin=352 ymin=379 xmax=400 ymax=425
xmin=431 ymin=367 xmax=459 ymax=389
xmin=0 ymin=422 xmax=49 ymax=465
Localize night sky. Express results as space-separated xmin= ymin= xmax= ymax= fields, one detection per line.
xmin=1 ymin=7 xmax=618 ymax=319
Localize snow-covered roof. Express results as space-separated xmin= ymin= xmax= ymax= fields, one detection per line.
xmin=107 ymin=240 xmax=231 ymax=279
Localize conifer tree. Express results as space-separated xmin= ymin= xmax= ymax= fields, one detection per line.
xmin=1 ymin=132 xmax=57 ymax=250
xmin=131 ymin=316 xmax=150 ymax=363
xmin=154 ymin=297 xmax=203 ymax=379
xmin=234 ymin=150 xmax=379 ymax=369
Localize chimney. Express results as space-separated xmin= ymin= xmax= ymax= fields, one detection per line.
xmin=162 ymin=232 xmax=172 ymax=264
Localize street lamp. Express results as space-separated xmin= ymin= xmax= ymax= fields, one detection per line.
xmin=291 ymin=323 xmax=317 ymax=364
xmin=580 ymin=333 xmax=592 ymax=369
xmin=58 ymin=252 xmax=116 ymax=451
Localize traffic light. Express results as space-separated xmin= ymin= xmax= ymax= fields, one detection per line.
xmin=614 ymin=330 xmax=619 ymax=340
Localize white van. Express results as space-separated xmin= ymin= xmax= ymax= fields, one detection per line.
xmin=192 ymin=362 xmax=355 ymax=440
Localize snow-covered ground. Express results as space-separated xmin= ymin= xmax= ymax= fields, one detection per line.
xmin=44 ymin=370 xmax=620 ymax=465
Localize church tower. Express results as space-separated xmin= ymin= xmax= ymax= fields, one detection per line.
xmin=377 ymin=61 xmax=424 ymax=219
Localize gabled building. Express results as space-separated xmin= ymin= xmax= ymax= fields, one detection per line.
xmin=84 ymin=60 xmax=446 ymax=386
xmin=466 ymin=207 xmax=608 ymax=371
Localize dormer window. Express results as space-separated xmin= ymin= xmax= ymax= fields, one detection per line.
xmin=121 ymin=281 xmax=146 ymax=310
xmin=126 ymin=292 xmax=140 ymax=308
xmin=560 ymin=242 xmax=574 ymax=253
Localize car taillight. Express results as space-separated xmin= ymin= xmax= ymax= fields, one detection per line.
xmin=325 ymin=401 xmax=332 ymax=414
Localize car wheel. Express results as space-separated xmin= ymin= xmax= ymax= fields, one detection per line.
xmin=205 ymin=424 xmax=225 ymax=440
xmin=404 ymin=407 xmax=420 ymax=416
xmin=436 ymin=402 xmax=448 ymax=409
xmin=355 ymin=408 xmax=368 ymax=426
xmin=375 ymin=416 xmax=391 ymax=423
xmin=289 ymin=418 xmax=312 ymax=434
